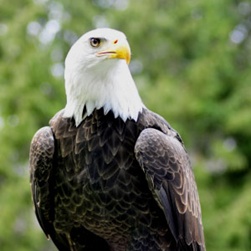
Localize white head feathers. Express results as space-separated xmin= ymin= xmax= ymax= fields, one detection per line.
xmin=63 ymin=28 xmax=144 ymax=126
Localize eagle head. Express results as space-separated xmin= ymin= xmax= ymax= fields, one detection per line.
xmin=63 ymin=28 xmax=144 ymax=126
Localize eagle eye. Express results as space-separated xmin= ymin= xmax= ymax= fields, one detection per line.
xmin=90 ymin=37 xmax=101 ymax=48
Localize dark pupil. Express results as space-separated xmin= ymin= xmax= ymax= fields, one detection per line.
xmin=91 ymin=38 xmax=100 ymax=47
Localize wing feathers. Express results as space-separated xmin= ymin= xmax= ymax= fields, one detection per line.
xmin=135 ymin=128 xmax=205 ymax=250
xmin=29 ymin=126 xmax=55 ymax=236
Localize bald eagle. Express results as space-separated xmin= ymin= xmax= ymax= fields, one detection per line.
xmin=29 ymin=28 xmax=205 ymax=251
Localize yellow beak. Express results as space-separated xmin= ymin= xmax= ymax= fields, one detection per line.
xmin=96 ymin=40 xmax=131 ymax=64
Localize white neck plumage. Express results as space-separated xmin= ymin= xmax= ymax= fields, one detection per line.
xmin=63 ymin=60 xmax=144 ymax=127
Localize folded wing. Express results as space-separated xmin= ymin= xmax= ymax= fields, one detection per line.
xmin=135 ymin=128 xmax=205 ymax=250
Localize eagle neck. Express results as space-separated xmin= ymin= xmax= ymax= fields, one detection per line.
xmin=64 ymin=60 xmax=144 ymax=126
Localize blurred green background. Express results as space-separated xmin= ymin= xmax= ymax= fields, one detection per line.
xmin=0 ymin=0 xmax=251 ymax=250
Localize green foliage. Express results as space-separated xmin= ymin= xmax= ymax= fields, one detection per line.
xmin=0 ymin=0 xmax=251 ymax=250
